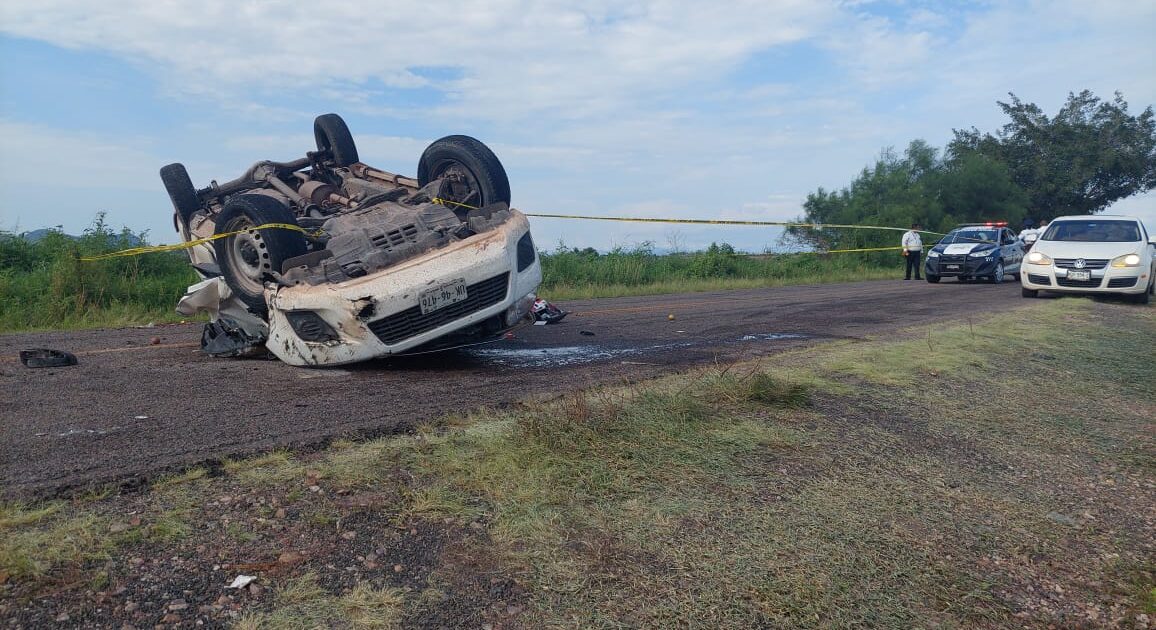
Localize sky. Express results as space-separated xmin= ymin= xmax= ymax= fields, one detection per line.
xmin=1 ymin=0 xmax=1154 ymax=253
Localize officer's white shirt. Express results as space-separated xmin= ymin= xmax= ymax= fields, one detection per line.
xmin=901 ymin=230 xmax=922 ymax=252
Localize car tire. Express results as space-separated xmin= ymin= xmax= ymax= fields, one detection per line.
xmin=1133 ymin=285 xmax=1151 ymax=305
xmin=160 ymin=163 xmax=201 ymax=226
xmin=1022 ymin=287 xmax=1038 ymax=298
xmin=418 ymin=135 xmax=511 ymax=209
xmin=926 ymin=275 xmax=940 ymax=283
xmin=213 ymin=194 xmax=307 ymax=316
xmin=990 ymin=262 xmax=1005 ymax=283
xmin=314 ymin=113 xmax=359 ymax=167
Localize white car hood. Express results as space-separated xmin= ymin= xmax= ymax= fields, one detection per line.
xmin=942 ymin=242 xmax=994 ymax=255
xmin=1034 ymin=241 xmax=1143 ymax=258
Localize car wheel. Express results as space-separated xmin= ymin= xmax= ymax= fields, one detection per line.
xmin=160 ymin=163 xmax=201 ymax=226
xmin=213 ymin=195 xmax=307 ymax=316
xmin=1134 ymin=286 xmax=1152 ymax=305
xmin=1022 ymin=287 xmax=1038 ymax=298
xmin=314 ymin=113 xmax=359 ymax=167
xmin=418 ymin=135 xmax=511 ymax=209
xmin=991 ymin=262 xmax=1005 ymax=283
xmin=926 ymin=274 xmax=940 ymax=283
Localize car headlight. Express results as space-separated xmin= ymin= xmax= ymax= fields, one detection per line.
xmin=968 ymin=248 xmax=995 ymax=258
xmin=927 ymin=250 xmax=940 ymax=258
xmin=1026 ymin=251 xmax=1052 ymax=265
xmin=1110 ymin=253 xmax=1142 ymax=268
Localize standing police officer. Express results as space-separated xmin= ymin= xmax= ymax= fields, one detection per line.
xmin=902 ymin=222 xmax=923 ymax=280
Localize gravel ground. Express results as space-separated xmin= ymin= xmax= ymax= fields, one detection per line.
xmin=1 ymin=279 xmax=1030 ymax=498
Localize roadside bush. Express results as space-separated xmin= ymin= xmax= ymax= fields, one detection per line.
xmin=0 ymin=214 xmax=197 ymax=331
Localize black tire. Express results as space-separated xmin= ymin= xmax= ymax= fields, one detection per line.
xmin=1022 ymin=287 xmax=1038 ymax=298
xmin=990 ymin=262 xmax=1005 ymax=284
xmin=1133 ymin=287 xmax=1151 ymax=305
xmin=213 ymin=195 xmax=307 ymax=315
xmin=418 ymin=135 xmax=511 ymax=208
xmin=314 ymin=113 xmax=359 ymax=167
xmin=160 ymin=163 xmax=201 ymax=226
xmin=926 ymin=275 xmax=940 ymax=283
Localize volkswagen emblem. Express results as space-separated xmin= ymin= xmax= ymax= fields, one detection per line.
xmin=1074 ymin=258 xmax=1086 ymax=269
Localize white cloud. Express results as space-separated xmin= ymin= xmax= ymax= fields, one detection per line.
xmin=0 ymin=119 xmax=160 ymax=191
xmin=1 ymin=0 xmax=1153 ymax=251
xmin=0 ymin=0 xmax=839 ymax=123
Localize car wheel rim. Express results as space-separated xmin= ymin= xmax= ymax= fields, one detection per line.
xmin=435 ymin=162 xmax=483 ymax=208
xmin=225 ymin=219 xmax=270 ymax=296
xmin=994 ymin=264 xmax=1004 ymax=283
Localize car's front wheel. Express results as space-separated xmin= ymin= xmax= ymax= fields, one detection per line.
xmin=1022 ymin=287 xmax=1038 ymax=298
xmin=926 ymin=274 xmax=940 ymax=283
xmin=1132 ymin=280 xmax=1152 ymax=305
xmin=213 ymin=195 xmax=307 ymax=316
xmin=990 ymin=262 xmax=1005 ymax=283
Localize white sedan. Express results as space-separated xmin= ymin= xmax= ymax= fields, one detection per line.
xmin=1020 ymin=215 xmax=1155 ymax=304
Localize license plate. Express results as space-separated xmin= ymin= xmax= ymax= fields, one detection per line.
xmin=1067 ymin=270 xmax=1091 ymax=281
xmin=945 ymin=264 xmax=961 ymax=270
xmin=419 ymin=278 xmax=468 ymax=314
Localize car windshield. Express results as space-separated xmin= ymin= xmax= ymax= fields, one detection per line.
xmin=1041 ymin=220 xmax=1141 ymax=242
xmin=939 ymin=229 xmax=997 ymax=245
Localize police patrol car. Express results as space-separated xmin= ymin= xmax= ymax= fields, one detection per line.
xmin=924 ymin=223 xmax=1025 ymax=283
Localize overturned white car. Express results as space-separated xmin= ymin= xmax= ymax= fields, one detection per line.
xmin=163 ymin=114 xmax=541 ymax=366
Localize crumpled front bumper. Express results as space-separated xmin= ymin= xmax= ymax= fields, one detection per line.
xmin=265 ymin=211 xmax=541 ymax=366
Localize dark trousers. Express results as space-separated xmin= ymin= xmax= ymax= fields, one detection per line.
xmin=905 ymin=251 xmax=922 ymax=279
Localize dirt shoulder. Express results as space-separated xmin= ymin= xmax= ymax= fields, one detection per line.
xmin=2 ymin=297 xmax=1152 ymax=628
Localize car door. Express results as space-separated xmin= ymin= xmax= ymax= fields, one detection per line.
xmin=1001 ymin=228 xmax=1023 ymax=271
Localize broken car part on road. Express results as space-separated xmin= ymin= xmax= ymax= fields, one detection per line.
xmin=164 ymin=114 xmax=542 ymax=366
xmin=18 ymin=348 xmax=78 ymax=368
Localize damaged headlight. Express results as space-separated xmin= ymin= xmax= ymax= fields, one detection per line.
xmin=517 ymin=232 xmax=536 ymax=272
xmin=285 ymin=311 xmax=339 ymax=343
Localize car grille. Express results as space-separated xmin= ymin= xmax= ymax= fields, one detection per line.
xmin=1054 ymin=258 xmax=1108 ymax=270
xmin=938 ymin=255 xmax=967 ymax=265
xmin=1056 ymin=276 xmax=1102 ymax=288
xmin=1106 ymin=277 xmax=1138 ymax=288
xmin=367 ymin=273 xmax=509 ymax=345
xmin=1027 ymin=274 xmax=1051 ymax=285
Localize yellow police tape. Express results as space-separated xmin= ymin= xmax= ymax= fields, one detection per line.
xmin=79 ymin=223 xmax=324 ymax=261
xmin=78 ymin=199 xmax=938 ymax=261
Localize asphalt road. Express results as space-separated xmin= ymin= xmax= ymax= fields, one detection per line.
xmin=2 ymin=279 xmax=1030 ymax=497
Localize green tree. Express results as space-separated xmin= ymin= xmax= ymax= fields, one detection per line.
xmin=949 ymin=90 xmax=1156 ymax=220
xmin=934 ymin=152 xmax=1029 ymax=229
xmin=790 ymin=141 xmax=944 ymax=250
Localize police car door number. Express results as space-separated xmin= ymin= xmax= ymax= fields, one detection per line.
xmin=420 ymin=278 xmax=468 ymax=314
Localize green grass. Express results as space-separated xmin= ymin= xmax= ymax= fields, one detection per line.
xmin=0 ymin=219 xmax=198 ymax=332
xmin=234 ymin=573 xmax=406 ymax=630
xmin=0 ymin=507 xmax=111 ymax=579
xmin=539 ymin=243 xmax=896 ymax=300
